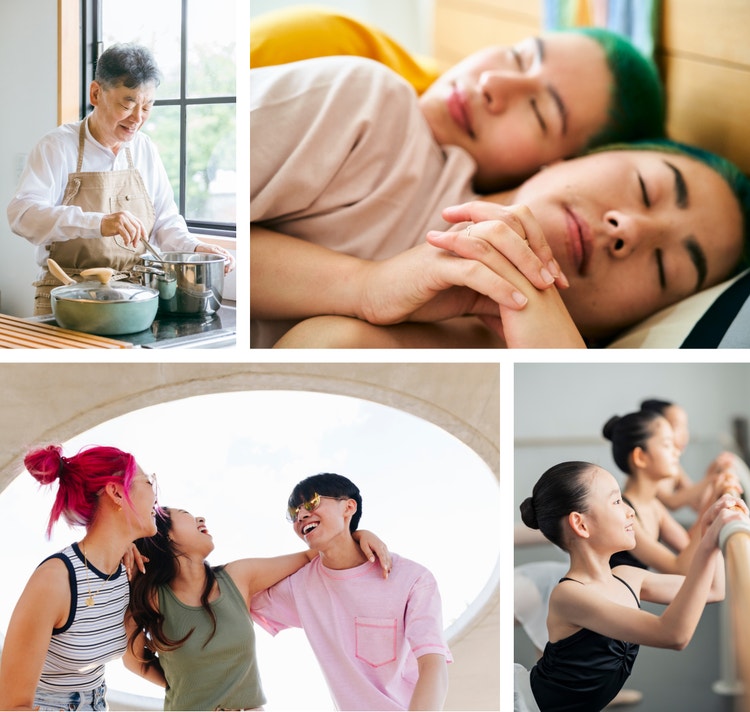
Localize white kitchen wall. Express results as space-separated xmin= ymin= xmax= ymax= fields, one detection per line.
xmin=0 ymin=0 xmax=57 ymax=317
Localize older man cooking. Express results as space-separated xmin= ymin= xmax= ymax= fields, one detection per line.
xmin=7 ymin=42 xmax=234 ymax=315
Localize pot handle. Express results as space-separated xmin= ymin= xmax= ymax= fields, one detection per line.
xmin=133 ymin=264 xmax=166 ymax=277
xmin=80 ymin=267 xmax=116 ymax=285
xmin=47 ymin=259 xmax=76 ymax=285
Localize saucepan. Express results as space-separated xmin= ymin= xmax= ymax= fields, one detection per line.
xmin=137 ymin=249 xmax=226 ymax=315
xmin=47 ymin=259 xmax=159 ymax=335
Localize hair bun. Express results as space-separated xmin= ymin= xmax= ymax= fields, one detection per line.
xmin=602 ymin=415 xmax=622 ymax=441
xmin=24 ymin=444 xmax=64 ymax=485
xmin=519 ymin=497 xmax=539 ymax=530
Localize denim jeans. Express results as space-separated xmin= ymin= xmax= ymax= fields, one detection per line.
xmin=34 ymin=682 xmax=107 ymax=711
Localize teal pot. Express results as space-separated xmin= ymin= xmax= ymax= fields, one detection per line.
xmin=50 ymin=280 xmax=159 ymax=335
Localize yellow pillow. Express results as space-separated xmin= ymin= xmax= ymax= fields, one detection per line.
xmin=250 ymin=5 xmax=440 ymax=94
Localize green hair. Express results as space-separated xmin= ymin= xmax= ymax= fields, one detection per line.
xmin=595 ymin=138 xmax=750 ymax=275
xmin=568 ymin=27 xmax=666 ymax=148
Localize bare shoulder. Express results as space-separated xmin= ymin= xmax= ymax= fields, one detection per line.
xmin=14 ymin=557 xmax=72 ymax=629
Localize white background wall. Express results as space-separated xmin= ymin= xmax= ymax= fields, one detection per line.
xmin=0 ymin=0 xmax=57 ymax=317
xmin=514 ymin=362 xmax=750 ymax=520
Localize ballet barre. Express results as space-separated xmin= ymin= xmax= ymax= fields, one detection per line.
xmin=720 ymin=519 xmax=750 ymax=712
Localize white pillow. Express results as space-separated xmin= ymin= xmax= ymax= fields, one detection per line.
xmin=608 ymin=269 xmax=750 ymax=348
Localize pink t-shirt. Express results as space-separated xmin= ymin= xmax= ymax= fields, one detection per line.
xmin=251 ymin=553 xmax=452 ymax=710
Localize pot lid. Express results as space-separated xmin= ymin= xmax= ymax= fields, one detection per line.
xmin=51 ymin=281 xmax=158 ymax=304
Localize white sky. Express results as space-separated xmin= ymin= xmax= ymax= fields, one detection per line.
xmin=0 ymin=390 xmax=498 ymax=709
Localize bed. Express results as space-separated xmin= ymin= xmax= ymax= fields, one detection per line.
xmin=433 ymin=0 xmax=750 ymax=348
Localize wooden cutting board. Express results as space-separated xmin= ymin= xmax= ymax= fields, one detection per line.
xmin=0 ymin=314 xmax=134 ymax=349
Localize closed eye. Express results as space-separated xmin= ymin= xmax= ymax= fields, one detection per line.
xmin=638 ymin=173 xmax=651 ymax=207
xmin=530 ymin=98 xmax=547 ymax=133
xmin=510 ymin=47 xmax=524 ymax=70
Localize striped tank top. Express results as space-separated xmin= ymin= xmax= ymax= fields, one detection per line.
xmin=36 ymin=542 xmax=129 ymax=693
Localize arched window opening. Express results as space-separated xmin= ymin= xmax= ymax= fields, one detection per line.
xmin=0 ymin=390 xmax=498 ymax=709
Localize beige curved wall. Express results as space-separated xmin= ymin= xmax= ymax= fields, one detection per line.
xmin=0 ymin=361 xmax=499 ymax=711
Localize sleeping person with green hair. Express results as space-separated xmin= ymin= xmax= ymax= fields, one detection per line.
xmin=253 ymin=129 xmax=750 ymax=347
xmin=251 ymin=25 xmax=670 ymax=347
xmin=251 ymin=6 xmax=666 ymax=192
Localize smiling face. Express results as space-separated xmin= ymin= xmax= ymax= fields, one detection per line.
xmin=127 ymin=466 xmax=158 ymax=538
xmin=292 ymin=495 xmax=355 ymax=550
xmin=510 ymin=149 xmax=744 ymax=340
xmin=166 ymin=508 xmax=215 ymax=558
xmin=88 ymin=80 xmax=156 ymax=152
xmin=419 ymin=33 xmax=611 ymax=190
xmin=581 ymin=467 xmax=636 ymax=553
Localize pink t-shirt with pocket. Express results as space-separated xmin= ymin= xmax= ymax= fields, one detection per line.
xmin=251 ymin=553 xmax=452 ymax=710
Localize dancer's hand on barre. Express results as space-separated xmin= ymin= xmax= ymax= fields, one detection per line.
xmin=711 ymin=469 xmax=744 ymax=500
xmin=706 ymin=451 xmax=738 ymax=479
xmin=699 ymin=493 xmax=749 ymax=542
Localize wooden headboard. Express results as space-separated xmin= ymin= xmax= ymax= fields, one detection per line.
xmin=434 ymin=0 xmax=750 ymax=174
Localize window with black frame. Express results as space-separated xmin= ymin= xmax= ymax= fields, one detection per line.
xmin=83 ymin=0 xmax=236 ymax=237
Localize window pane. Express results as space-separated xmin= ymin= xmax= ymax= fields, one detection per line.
xmin=186 ymin=103 xmax=236 ymax=223
xmin=141 ymin=104 xmax=181 ymax=204
xmin=101 ymin=0 xmax=181 ymax=99
xmin=187 ymin=0 xmax=236 ymax=98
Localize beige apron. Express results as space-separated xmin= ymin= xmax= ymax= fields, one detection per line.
xmin=33 ymin=118 xmax=156 ymax=315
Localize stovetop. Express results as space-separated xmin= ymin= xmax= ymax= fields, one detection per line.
xmin=32 ymin=303 xmax=236 ymax=349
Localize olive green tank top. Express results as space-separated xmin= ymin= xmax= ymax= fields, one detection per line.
xmin=158 ymin=567 xmax=265 ymax=710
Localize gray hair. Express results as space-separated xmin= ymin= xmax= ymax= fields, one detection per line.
xmin=94 ymin=43 xmax=161 ymax=89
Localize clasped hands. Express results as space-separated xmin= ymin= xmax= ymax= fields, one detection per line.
xmin=356 ymin=201 xmax=585 ymax=347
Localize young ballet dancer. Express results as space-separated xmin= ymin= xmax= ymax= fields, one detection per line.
xmin=517 ymin=460 xmax=747 ymax=711
xmin=640 ymin=398 xmax=741 ymax=512
xmin=603 ymin=409 xmax=743 ymax=573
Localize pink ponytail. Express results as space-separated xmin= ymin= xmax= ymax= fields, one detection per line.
xmin=25 ymin=444 xmax=137 ymax=537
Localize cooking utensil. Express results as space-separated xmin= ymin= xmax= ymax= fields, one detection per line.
xmin=139 ymin=252 xmax=225 ymax=315
xmin=47 ymin=258 xmax=159 ymax=335
xmin=141 ymin=239 xmax=166 ymax=263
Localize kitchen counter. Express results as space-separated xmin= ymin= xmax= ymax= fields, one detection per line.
xmin=5 ymin=303 xmax=236 ymax=349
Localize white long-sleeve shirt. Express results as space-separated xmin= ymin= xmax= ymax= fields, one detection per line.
xmin=7 ymin=118 xmax=199 ymax=269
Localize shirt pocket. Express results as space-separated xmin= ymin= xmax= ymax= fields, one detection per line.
xmin=354 ymin=616 xmax=397 ymax=668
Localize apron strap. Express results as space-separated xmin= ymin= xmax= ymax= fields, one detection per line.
xmin=77 ymin=119 xmax=86 ymax=173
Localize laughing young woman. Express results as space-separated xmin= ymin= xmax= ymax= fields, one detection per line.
xmin=123 ymin=506 xmax=390 ymax=710
xmin=0 ymin=444 xmax=158 ymax=711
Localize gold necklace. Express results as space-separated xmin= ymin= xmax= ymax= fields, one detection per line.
xmin=81 ymin=546 xmax=117 ymax=607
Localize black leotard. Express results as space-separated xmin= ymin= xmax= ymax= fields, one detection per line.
xmin=529 ymin=574 xmax=641 ymax=712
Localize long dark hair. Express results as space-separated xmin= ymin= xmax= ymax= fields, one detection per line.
xmin=127 ymin=507 xmax=220 ymax=661
xmin=520 ymin=461 xmax=597 ymax=550
xmin=602 ymin=410 xmax=664 ymax=475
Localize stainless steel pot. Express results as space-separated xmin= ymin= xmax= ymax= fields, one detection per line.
xmin=138 ymin=252 xmax=225 ymax=315
xmin=48 ymin=260 xmax=159 ymax=335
